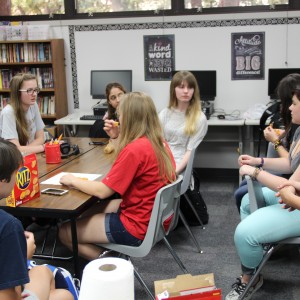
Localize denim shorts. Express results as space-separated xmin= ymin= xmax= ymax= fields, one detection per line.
xmin=105 ymin=212 xmax=143 ymax=246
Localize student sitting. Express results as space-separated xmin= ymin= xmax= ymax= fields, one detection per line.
xmin=0 ymin=138 xmax=75 ymax=300
xmin=58 ymin=92 xmax=176 ymax=260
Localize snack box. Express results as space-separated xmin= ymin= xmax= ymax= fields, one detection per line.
xmin=155 ymin=273 xmax=222 ymax=300
xmin=6 ymin=153 xmax=40 ymax=207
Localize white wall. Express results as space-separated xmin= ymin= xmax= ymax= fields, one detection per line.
xmin=25 ymin=11 xmax=300 ymax=117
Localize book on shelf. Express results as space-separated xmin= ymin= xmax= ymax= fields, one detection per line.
xmin=1 ymin=69 xmax=10 ymax=89
xmin=43 ymin=96 xmax=49 ymax=115
xmin=49 ymin=96 xmax=55 ymax=115
xmin=1 ymin=44 xmax=7 ymax=63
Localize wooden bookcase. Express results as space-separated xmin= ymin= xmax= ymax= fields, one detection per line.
xmin=0 ymin=39 xmax=68 ymax=125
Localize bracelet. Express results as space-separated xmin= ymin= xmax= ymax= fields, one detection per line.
xmin=251 ymin=167 xmax=261 ymax=181
xmin=273 ymin=139 xmax=282 ymax=151
xmin=257 ymin=157 xmax=264 ymax=168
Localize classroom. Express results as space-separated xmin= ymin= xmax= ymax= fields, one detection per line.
xmin=0 ymin=1 xmax=300 ymax=299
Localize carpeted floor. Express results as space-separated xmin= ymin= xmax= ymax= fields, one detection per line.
xmin=31 ymin=173 xmax=300 ymax=299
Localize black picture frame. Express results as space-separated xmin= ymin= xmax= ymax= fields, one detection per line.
xmin=144 ymin=34 xmax=175 ymax=81
xmin=231 ymin=32 xmax=265 ymax=80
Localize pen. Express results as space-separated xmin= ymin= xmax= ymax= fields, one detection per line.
xmin=89 ymin=141 xmax=107 ymax=145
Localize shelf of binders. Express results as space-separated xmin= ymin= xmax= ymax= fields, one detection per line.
xmin=0 ymin=39 xmax=68 ymax=124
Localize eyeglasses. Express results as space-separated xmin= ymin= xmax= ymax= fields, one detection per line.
xmin=19 ymin=88 xmax=40 ymax=95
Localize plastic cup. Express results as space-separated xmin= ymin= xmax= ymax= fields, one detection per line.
xmin=45 ymin=142 xmax=61 ymax=164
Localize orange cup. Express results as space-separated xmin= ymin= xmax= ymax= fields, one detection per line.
xmin=45 ymin=142 xmax=61 ymax=164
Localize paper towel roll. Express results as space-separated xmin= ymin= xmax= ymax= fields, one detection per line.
xmin=79 ymin=257 xmax=134 ymax=300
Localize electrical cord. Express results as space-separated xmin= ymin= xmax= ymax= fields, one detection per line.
xmin=211 ymin=109 xmax=241 ymax=120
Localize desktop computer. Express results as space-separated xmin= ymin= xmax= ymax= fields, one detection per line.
xmin=93 ymin=103 xmax=107 ymax=116
xmin=202 ymin=101 xmax=214 ymax=120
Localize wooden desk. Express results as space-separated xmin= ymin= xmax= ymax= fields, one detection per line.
xmin=0 ymin=137 xmax=112 ymax=278
xmin=37 ymin=137 xmax=107 ymax=178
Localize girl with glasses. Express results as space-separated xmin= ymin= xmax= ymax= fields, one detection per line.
xmin=0 ymin=73 xmax=45 ymax=154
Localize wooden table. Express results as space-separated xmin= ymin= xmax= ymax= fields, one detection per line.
xmin=0 ymin=137 xmax=112 ymax=278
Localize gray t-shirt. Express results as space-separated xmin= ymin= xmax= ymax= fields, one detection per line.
xmin=0 ymin=103 xmax=45 ymax=144
xmin=289 ymin=126 xmax=300 ymax=173
xmin=159 ymin=107 xmax=208 ymax=165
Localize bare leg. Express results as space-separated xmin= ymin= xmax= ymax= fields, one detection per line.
xmin=25 ymin=266 xmax=73 ymax=300
xmin=59 ymin=199 xmax=121 ymax=260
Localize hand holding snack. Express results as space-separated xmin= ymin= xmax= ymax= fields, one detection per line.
xmin=104 ymin=119 xmax=119 ymax=139
xmin=264 ymin=123 xmax=284 ymax=143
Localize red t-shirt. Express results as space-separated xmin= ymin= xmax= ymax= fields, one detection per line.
xmin=102 ymin=136 xmax=175 ymax=240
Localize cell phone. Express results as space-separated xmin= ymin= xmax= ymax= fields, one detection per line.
xmin=41 ymin=188 xmax=69 ymax=196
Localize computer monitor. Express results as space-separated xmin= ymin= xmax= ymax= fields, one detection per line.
xmin=268 ymin=68 xmax=300 ymax=99
xmin=171 ymin=70 xmax=217 ymax=101
xmin=90 ymin=70 xmax=132 ymax=99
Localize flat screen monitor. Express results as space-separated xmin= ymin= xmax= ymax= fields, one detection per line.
xmin=171 ymin=70 xmax=217 ymax=101
xmin=90 ymin=70 xmax=132 ymax=99
xmin=268 ymin=68 xmax=300 ymax=99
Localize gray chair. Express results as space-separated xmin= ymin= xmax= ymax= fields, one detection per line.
xmin=240 ymin=175 xmax=300 ymax=299
xmin=98 ymin=175 xmax=187 ymax=300
xmin=179 ymin=147 xmax=204 ymax=253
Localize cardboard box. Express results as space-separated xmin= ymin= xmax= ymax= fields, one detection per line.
xmin=6 ymin=153 xmax=40 ymax=207
xmin=155 ymin=274 xmax=222 ymax=300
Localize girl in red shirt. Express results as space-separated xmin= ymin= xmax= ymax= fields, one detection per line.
xmin=59 ymin=92 xmax=176 ymax=260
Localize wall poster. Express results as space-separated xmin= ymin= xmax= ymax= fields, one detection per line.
xmin=231 ymin=32 xmax=265 ymax=80
xmin=144 ymin=35 xmax=175 ymax=81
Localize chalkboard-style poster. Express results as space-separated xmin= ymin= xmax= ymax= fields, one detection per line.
xmin=231 ymin=32 xmax=265 ymax=80
xmin=144 ymin=35 xmax=175 ymax=81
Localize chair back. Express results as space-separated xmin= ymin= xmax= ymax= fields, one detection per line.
xmin=145 ymin=175 xmax=183 ymax=247
xmin=180 ymin=148 xmax=196 ymax=195
xmin=245 ymin=175 xmax=265 ymax=213
xmin=97 ymin=175 xmax=183 ymax=257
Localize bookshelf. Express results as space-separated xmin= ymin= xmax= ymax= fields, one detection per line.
xmin=0 ymin=39 xmax=68 ymax=125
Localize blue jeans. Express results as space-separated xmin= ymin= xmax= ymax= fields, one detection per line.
xmin=105 ymin=212 xmax=143 ymax=246
xmin=235 ymin=187 xmax=300 ymax=273
xmin=234 ymin=178 xmax=248 ymax=213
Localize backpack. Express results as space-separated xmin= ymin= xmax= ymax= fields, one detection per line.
xmin=180 ymin=170 xmax=209 ymax=226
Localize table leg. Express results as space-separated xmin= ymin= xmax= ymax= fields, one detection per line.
xmin=70 ymin=219 xmax=80 ymax=279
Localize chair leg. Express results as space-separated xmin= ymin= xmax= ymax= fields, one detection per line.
xmin=134 ymin=268 xmax=155 ymax=300
xmin=239 ymin=244 xmax=280 ymax=299
xmin=163 ymin=237 xmax=188 ymax=274
xmin=183 ymin=194 xmax=205 ymax=229
xmin=179 ymin=209 xmax=203 ymax=253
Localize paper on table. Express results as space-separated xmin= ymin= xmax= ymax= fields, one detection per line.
xmin=40 ymin=172 xmax=102 ymax=185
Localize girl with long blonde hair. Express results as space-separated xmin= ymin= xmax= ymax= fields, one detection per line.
xmin=58 ymin=92 xmax=176 ymax=260
xmin=159 ymin=71 xmax=208 ymax=174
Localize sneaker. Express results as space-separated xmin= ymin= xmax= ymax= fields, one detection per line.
xmin=27 ymin=259 xmax=37 ymax=270
xmin=225 ymin=275 xmax=263 ymax=300
xmin=45 ymin=264 xmax=80 ymax=300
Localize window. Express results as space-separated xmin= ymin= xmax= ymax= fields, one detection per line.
xmin=0 ymin=0 xmax=296 ymax=19
xmin=0 ymin=0 xmax=64 ymax=16
xmin=185 ymin=0 xmax=288 ymax=8
xmin=76 ymin=0 xmax=171 ymax=14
